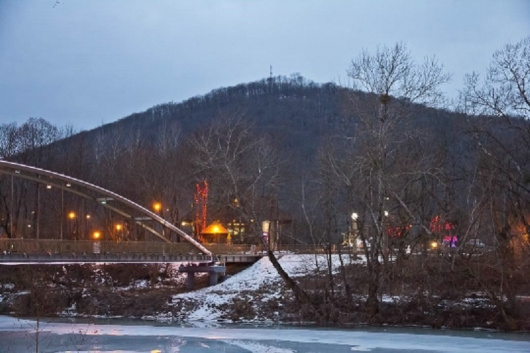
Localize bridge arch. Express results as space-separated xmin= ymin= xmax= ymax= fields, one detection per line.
xmin=0 ymin=160 xmax=211 ymax=256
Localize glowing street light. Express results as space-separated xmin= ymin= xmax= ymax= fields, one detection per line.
xmin=68 ymin=211 xmax=76 ymax=220
xmin=153 ymin=202 xmax=162 ymax=213
xmin=93 ymin=231 xmax=101 ymax=240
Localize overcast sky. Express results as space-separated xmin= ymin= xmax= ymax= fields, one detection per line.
xmin=1 ymin=0 xmax=529 ymax=131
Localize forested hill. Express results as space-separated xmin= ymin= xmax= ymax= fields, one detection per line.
xmin=53 ymin=74 xmax=459 ymax=175
xmin=14 ymin=74 xmax=471 ymax=230
xmin=91 ymin=75 xmax=353 ymax=164
xmin=114 ymin=74 xmax=346 ymax=134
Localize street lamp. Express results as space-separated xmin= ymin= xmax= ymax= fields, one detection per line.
xmin=348 ymin=212 xmax=359 ymax=248
xmin=114 ymin=223 xmax=123 ymax=242
xmin=68 ymin=211 xmax=77 ymax=239
xmin=153 ymin=202 xmax=162 ymax=213
xmin=92 ymin=231 xmax=102 ymax=254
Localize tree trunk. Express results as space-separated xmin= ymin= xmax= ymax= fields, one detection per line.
xmin=267 ymin=250 xmax=312 ymax=305
xmin=366 ymin=263 xmax=381 ymax=319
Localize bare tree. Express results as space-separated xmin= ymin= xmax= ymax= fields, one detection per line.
xmin=0 ymin=118 xmax=64 ymax=238
xmin=460 ymin=36 xmax=530 ymax=119
xmin=190 ymin=111 xmax=282 ymax=239
xmin=190 ymin=111 xmax=314 ymax=304
xmin=0 ymin=123 xmax=20 ymax=159
xmin=341 ymin=43 xmax=450 ymax=317
xmin=458 ymin=37 xmax=530 ymax=329
xmin=0 ymin=118 xmax=62 ymax=162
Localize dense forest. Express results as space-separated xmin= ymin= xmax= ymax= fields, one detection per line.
xmin=1 ymin=39 xmax=529 ymax=329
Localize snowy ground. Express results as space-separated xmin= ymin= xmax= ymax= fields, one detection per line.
xmin=169 ymin=253 xmax=365 ymax=322
xmin=0 ymin=252 xmax=520 ymax=329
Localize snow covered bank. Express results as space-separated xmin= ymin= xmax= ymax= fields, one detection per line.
xmin=170 ymin=253 xmax=365 ymax=322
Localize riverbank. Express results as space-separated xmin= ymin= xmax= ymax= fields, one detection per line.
xmin=0 ymin=254 xmax=528 ymax=331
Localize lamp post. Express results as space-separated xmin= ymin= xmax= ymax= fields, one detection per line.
xmin=152 ymin=202 xmax=164 ymax=238
xmin=85 ymin=214 xmax=91 ymax=240
xmin=115 ymin=223 xmax=123 ymax=242
xmin=68 ymin=211 xmax=77 ymax=240
xmin=92 ymin=231 xmax=101 ymax=254
xmin=383 ymin=210 xmax=389 ymax=259
xmin=350 ymin=212 xmax=359 ymax=249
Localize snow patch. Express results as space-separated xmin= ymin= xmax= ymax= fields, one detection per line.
xmin=171 ymin=254 xmax=365 ymax=322
xmin=2 ymin=283 xmax=14 ymax=290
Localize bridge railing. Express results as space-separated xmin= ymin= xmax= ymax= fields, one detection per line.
xmin=274 ymin=244 xmax=334 ymax=253
xmin=203 ymin=243 xmax=338 ymax=254
xmin=1 ymin=239 xmax=346 ymax=257
xmin=0 ymin=239 xmax=201 ymax=255
xmin=203 ymin=244 xmax=259 ymax=255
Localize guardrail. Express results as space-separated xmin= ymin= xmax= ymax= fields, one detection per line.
xmin=0 ymin=239 xmax=200 ymax=255
xmin=0 ymin=239 xmax=345 ymax=257
xmin=203 ymin=243 xmax=337 ymax=254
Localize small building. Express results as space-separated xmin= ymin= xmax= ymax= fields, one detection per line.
xmin=201 ymin=221 xmax=230 ymax=243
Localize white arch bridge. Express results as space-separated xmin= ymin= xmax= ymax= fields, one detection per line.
xmin=0 ymin=161 xmax=262 ymax=286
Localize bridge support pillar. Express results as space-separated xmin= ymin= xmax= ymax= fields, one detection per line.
xmin=209 ymin=271 xmax=220 ymax=286
xmin=179 ymin=264 xmax=226 ymax=290
xmin=186 ymin=272 xmax=196 ymax=290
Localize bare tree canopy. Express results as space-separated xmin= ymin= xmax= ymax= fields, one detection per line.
xmin=460 ymin=36 xmax=530 ymax=119
xmin=190 ymin=111 xmax=282 ymax=237
xmin=0 ymin=118 xmax=63 ymax=161
xmin=327 ymin=43 xmax=453 ymax=318
xmin=347 ymin=42 xmax=450 ymax=106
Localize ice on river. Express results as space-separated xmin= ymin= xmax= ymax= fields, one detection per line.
xmin=1 ymin=315 xmax=529 ymax=353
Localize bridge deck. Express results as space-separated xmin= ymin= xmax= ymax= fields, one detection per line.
xmin=0 ymin=239 xmax=265 ymax=264
xmin=0 ymin=239 xmax=342 ymax=265
xmin=0 ymin=252 xmax=214 ymax=264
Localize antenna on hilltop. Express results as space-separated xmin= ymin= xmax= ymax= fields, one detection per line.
xmin=268 ymin=65 xmax=274 ymax=93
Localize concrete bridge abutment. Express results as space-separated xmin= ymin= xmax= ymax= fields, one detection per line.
xmin=179 ymin=264 xmax=226 ymax=290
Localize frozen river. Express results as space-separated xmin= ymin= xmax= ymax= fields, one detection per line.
xmin=0 ymin=315 xmax=529 ymax=353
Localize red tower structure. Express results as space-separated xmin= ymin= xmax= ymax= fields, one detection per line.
xmin=194 ymin=181 xmax=208 ymax=240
